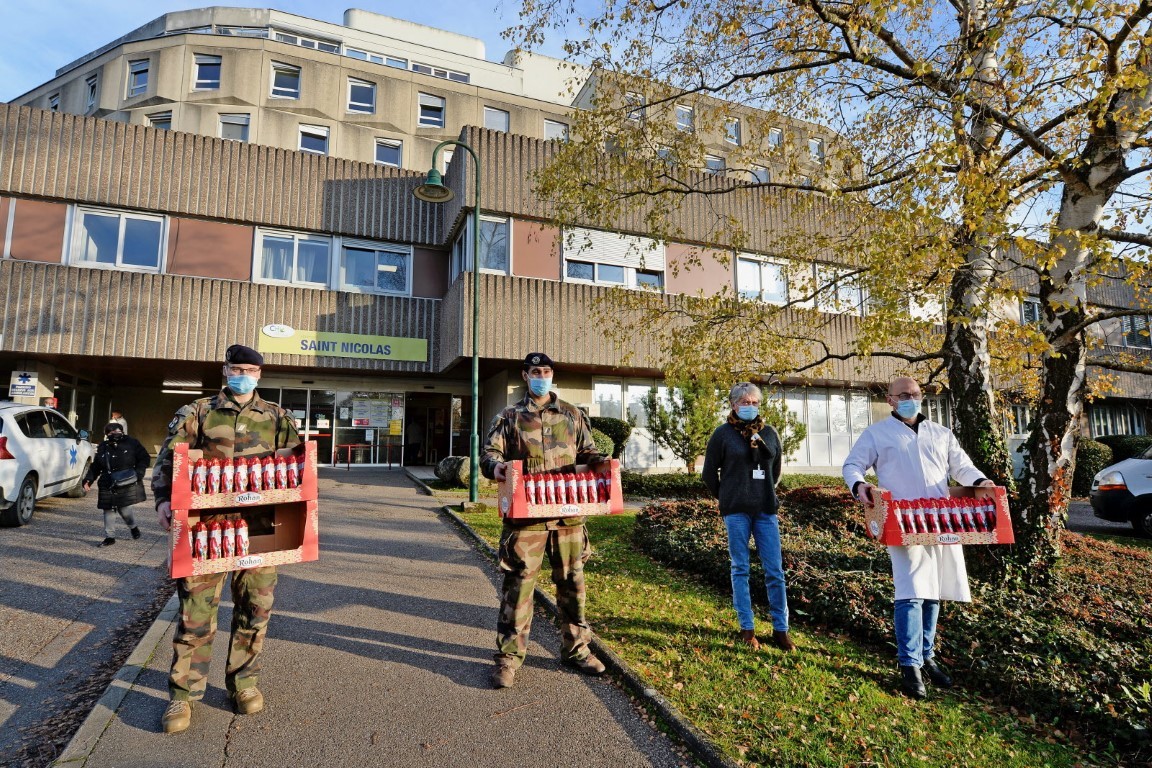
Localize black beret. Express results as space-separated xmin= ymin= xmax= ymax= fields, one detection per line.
xmin=225 ymin=344 xmax=263 ymax=366
xmin=522 ymin=352 xmax=555 ymax=370
xmin=104 ymin=422 xmax=123 ymax=434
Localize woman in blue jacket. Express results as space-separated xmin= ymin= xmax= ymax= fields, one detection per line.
xmin=701 ymin=382 xmax=794 ymax=652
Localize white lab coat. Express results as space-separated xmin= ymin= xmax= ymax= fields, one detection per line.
xmin=842 ymin=415 xmax=987 ymax=602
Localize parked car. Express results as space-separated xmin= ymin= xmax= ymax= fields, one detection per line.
xmin=0 ymin=402 xmax=93 ymax=526
xmin=1090 ymin=449 xmax=1152 ymax=537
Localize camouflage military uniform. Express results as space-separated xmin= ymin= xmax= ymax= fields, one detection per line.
xmin=480 ymin=392 xmax=603 ymax=669
xmin=153 ymin=388 xmax=300 ymax=702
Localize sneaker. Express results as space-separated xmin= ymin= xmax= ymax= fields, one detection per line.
xmin=490 ymin=665 xmax=516 ymax=689
xmin=162 ymin=700 xmax=192 ymax=734
xmin=922 ymin=658 xmax=953 ymax=688
xmin=99 ymin=537 xmax=116 ymax=547
xmin=233 ymin=687 xmax=264 ymax=715
xmin=771 ymin=630 xmax=796 ymax=652
xmin=561 ymin=654 xmax=606 ymax=676
xmin=738 ymin=629 xmax=761 ymax=651
xmin=900 ymin=665 xmax=927 ymax=700
xmin=130 ymin=526 xmax=142 ymax=540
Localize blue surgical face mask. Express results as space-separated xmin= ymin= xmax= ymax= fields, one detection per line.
xmin=895 ymin=399 xmax=920 ymax=419
xmin=227 ymin=375 xmax=259 ymax=395
xmin=528 ymin=377 xmax=553 ymax=397
xmin=736 ymin=405 xmax=759 ymax=421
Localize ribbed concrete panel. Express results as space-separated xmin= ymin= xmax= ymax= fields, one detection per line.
xmin=0 ymin=105 xmax=443 ymax=246
xmin=0 ymin=261 xmax=439 ymax=373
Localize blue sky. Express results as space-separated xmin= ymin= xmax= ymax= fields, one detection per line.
xmin=0 ymin=1 xmax=560 ymax=101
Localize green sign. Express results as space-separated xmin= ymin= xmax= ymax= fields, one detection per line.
xmin=258 ymin=324 xmax=427 ymax=362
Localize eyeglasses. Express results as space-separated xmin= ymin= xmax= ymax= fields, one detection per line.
xmin=891 ymin=393 xmax=921 ymax=402
xmin=227 ymin=366 xmax=261 ymax=375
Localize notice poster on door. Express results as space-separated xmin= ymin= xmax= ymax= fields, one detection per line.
xmin=352 ymin=399 xmax=371 ymax=427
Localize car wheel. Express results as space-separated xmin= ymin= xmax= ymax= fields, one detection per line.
xmin=1132 ymin=507 xmax=1152 ymax=538
xmin=65 ymin=461 xmax=91 ymax=498
xmin=0 ymin=475 xmax=37 ymax=527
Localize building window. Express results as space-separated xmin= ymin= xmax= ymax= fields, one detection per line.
xmin=298 ymin=124 xmax=329 ymax=155
xmin=809 ymin=137 xmax=826 ymax=163
xmin=418 ymin=93 xmax=446 ymax=128
xmin=484 ymin=106 xmax=510 ymax=132
xmin=1090 ymin=403 xmax=1146 ymax=438
xmin=704 ymin=155 xmax=726 ymax=175
xmin=479 ymin=217 xmax=510 ymax=273
xmin=85 ymin=74 xmax=99 ymax=110
xmin=1122 ymin=315 xmax=1151 ymax=348
xmin=737 ymin=257 xmax=788 ymax=304
xmin=544 ymin=119 xmax=569 ymax=141
xmin=923 ymin=396 xmax=951 ymax=429
xmin=411 ymin=62 xmax=469 ymax=83
xmin=562 ymin=228 xmax=667 ymax=291
xmin=797 ymin=175 xmax=812 ymax=187
xmin=1021 ymin=298 xmax=1042 ymax=325
xmin=272 ymin=30 xmax=339 ymax=53
xmin=625 ymin=92 xmax=646 ymax=121
xmin=48 ymin=93 xmax=60 ymax=111
xmin=374 ymin=138 xmax=402 ymax=167
xmin=815 ymin=263 xmax=865 ymax=315
xmin=440 ymin=147 xmax=454 ymax=174
xmin=271 ymin=62 xmax=301 ymax=98
xmin=70 ymin=208 xmax=166 ymax=271
xmin=341 ymin=241 xmax=411 ymax=294
xmin=768 ymin=127 xmax=783 ymax=148
xmin=782 ymin=387 xmax=873 ymax=468
xmin=1005 ymin=404 xmax=1032 ymax=437
xmin=751 ymin=165 xmax=770 ymax=184
xmin=148 ymin=111 xmax=172 ymax=130
xmin=219 ymin=113 xmax=250 ymax=142
xmin=194 ymin=54 xmax=222 ymax=90
xmin=725 ymin=118 xmax=741 ymax=145
xmin=255 ymin=230 xmax=330 ymax=286
xmin=127 ymin=59 xmax=150 ymax=98
xmin=347 ymin=78 xmax=376 ymax=113
xmin=675 ymin=104 xmax=694 ymax=132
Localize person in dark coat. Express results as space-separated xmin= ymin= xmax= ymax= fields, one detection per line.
xmin=84 ymin=422 xmax=150 ymax=546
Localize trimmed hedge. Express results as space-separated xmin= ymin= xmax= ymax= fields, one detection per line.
xmin=622 ymin=470 xmax=710 ymax=499
xmin=1072 ymin=438 xmax=1112 ymax=496
xmin=633 ymin=489 xmax=1152 ymax=758
xmin=1095 ymin=434 xmax=1152 ymax=463
xmin=590 ymin=416 xmax=632 ymax=458
xmin=590 ymin=428 xmax=615 ymax=459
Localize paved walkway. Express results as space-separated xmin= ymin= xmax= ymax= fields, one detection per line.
xmin=58 ymin=470 xmax=685 ymax=768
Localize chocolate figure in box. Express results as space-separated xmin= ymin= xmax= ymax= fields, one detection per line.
xmin=480 ymin=352 xmax=610 ymax=690
xmin=152 ymin=344 xmax=300 ymax=734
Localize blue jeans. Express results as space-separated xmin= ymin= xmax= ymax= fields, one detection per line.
xmin=894 ymin=598 xmax=940 ymax=667
xmin=723 ymin=512 xmax=789 ymax=632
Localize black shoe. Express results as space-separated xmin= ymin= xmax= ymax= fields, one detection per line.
xmin=100 ymin=537 xmax=116 ymax=547
xmin=130 ymin=526 xmax=142 ymax=539
xmin=900 ymin=665 xmax=926 ymax=699
xmin=922 ymin=658 xmax=953 ymax=688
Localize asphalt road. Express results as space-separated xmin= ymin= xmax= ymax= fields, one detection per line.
xmin=0 ymin=488 xmax=173 ymax=767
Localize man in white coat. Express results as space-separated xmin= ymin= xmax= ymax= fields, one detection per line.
xmin=842 ymin=377 xmax=994 ymax=699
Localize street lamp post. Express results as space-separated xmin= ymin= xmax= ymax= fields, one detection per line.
xmin=413 ymin=140 xmax=482 ymax=503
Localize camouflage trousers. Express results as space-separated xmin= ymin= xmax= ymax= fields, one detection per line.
xmin=495 ymin=524 xmax=592 ymax=669
xmin=169 ymin=566 xmax=277 ymax=701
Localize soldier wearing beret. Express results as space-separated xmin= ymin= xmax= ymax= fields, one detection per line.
xmin=152 ymin=345 xmax=300 ymax=733
xmin=480 ymin=352 xmax=609 ymax=688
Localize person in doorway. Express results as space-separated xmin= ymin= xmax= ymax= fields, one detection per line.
xmin=842 ymin=376 xmax=995 ymax=699
xmin=152 ymin=344 xmax=300 ymax=733
xmin=109 ymin=409 xmax=128 ymax=434
xmin=480 ymin=352 xmax=610 ymax=689
xmin=83 ymin=422 xmax=150 ymax=546
xmin=701 ymin=382 xmax=794 ymax=652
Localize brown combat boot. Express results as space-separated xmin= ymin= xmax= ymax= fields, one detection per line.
xmin=772 ymin=630 xmax=796 ymax=651
xmin=738 ymin=629 xmax=761 ymax=650
xmin=491 ymin=664 xmax=516 ymax=689
xmin=562 ymin=654 xmax=606 ymax=676
xmin=161 ymin=700 xmax=192 ymax=734
xmin=233 ymin=687 xmax=264 ymax=715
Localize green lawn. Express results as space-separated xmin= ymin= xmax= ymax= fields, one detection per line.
xmin=459 ymin=508 xmax=1087 ymax=768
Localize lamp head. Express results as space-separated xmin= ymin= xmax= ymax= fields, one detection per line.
xmin=413 ymin=169 xmax=454 ymax=203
